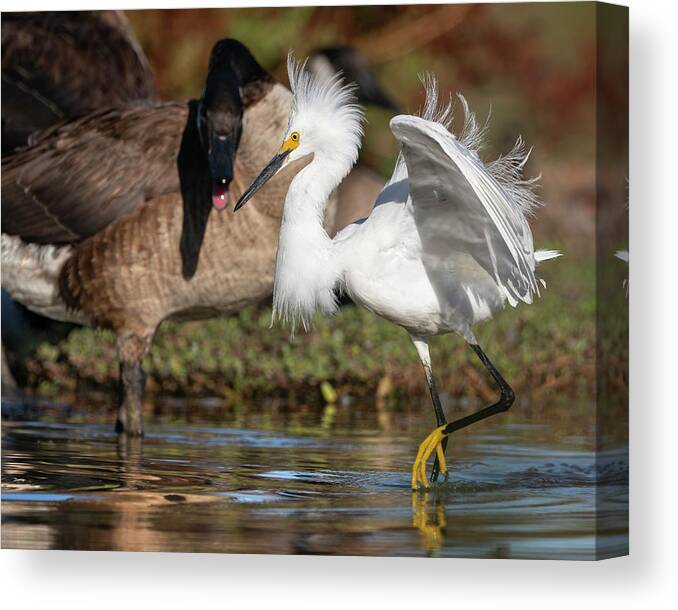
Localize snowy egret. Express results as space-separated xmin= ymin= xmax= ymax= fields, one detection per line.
xmin=235 ymin=55 xmax=561 ymax=490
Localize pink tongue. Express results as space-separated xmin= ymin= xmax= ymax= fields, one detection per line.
xmin=212 ymin=185 xmax=229 ymax=210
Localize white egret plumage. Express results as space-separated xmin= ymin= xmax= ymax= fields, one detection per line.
xmin=235 ymin=55 xmax=561 ymax=490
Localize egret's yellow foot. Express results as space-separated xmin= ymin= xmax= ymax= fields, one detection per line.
xmin=411 ymin=425 xmax=449 ymax=491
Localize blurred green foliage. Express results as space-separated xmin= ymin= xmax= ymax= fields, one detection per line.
xmin=128 ymin=4 xmax=606 ymax=161
xmin=127 ymin=3 xmax=628 ymax=256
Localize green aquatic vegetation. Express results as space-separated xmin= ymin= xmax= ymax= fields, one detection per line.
xmin=25 ymin=259 xmax=597 ymax=405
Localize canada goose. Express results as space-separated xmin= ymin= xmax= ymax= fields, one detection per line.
xmin=0 ymin=27 xmax=259 ymax=367
xmin=1 ymin=40 xmax=318 ymax=437
xmin=1 ymin=10 xmax=155 ymax=155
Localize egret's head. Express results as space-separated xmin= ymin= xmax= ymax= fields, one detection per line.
xmin=234 ymin=53 xmax=364 ymax=211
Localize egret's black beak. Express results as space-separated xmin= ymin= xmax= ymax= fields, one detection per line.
xmin=234 ymin=149 xmax=291 ymax=212
xmin=208 ymin=133 xmax=236 ymax=211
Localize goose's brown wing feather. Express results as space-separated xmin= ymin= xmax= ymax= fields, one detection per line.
xmin=1 ymin=103 xmax=187 ymax=244
xmin=1 ymin=72 xmax=66 ymax=154
xmin=1 ymin=11 xmax=155 ymax=153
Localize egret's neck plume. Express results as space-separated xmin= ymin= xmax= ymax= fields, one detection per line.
xmin=272 ymin=54 xmax=365 ymax=330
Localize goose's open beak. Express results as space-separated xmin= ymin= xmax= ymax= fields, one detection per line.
xmin=208 ymin=134 xmax=236 ymax=211
xmin=234 ymin=149 xmax=291 ymax=212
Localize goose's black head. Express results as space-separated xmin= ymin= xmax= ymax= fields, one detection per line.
xmin=178 ymin=40 xmax=273 ymax=279
xmin=196 ymin=39 xmax=273 ymax=210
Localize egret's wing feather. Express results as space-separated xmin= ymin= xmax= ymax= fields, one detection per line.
xmin=390 ymin=114 xmax=539 ymax=306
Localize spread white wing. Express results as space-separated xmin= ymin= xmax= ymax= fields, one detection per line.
xmin=388 ymin=107 xmax=541 ymax=307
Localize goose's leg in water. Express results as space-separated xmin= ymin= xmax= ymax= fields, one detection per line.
xmin=115 ymin=334 xmax=152 ymax=437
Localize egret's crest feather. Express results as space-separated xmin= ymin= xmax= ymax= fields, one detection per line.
xmin=286 ymin=52 xmax=364 ymax=147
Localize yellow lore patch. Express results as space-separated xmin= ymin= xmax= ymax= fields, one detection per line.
xmin=280 ymin=131 xmax=300 ymax=153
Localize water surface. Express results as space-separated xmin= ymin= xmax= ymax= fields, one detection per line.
xmin=1 ymin=396 xmax=628 ymax=558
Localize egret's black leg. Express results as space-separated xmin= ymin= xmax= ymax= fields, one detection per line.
xmin=425 ymin=372 xmax=448 ymax=483
xmin=441 ymin=343 xmax=515 ymax=436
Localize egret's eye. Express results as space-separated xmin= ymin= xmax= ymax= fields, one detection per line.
xmin=280 ymin=131 xmax=301 ymax=154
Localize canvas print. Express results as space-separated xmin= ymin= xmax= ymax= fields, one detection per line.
xmin=1 ymin=2 xmax=628 ymax=559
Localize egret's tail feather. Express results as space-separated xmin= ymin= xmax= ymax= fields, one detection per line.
xmin=535 ymin=249 xmax=562 ymax=264
xmin=615 ymin=250 xmax=629 ymax=263
xmin=533 ymin=250 xmax=561 ymax=288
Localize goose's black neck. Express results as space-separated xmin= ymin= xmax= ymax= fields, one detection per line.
xmin=203 ymin=39 xmax=273 ymax=112
xmin=179 ymin=39 xmax=274 ymax=280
